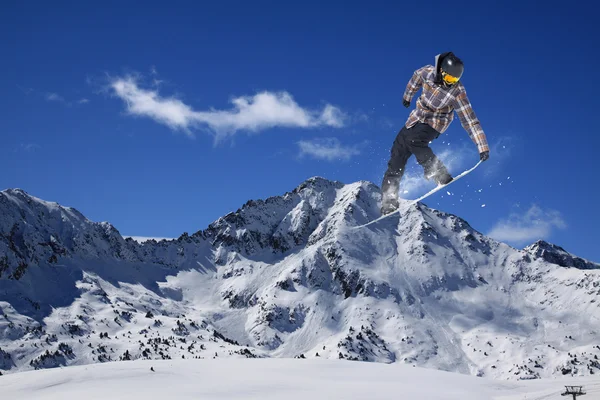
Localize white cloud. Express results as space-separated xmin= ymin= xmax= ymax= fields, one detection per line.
xmin=297 ymin=138 xmax=361 ymax=161
xmin=320 ymin=105 xmax=346 ymax=128
xmin=46 ymin=92 xmax=65 ymax=102
xmin=398 ymin=172 xmax=429 ymax=197
xmin=487 ymin=205 xmax=566 ymax=246
xmin=110 ymin=76 xmax=346 ymax=141
xmin=78 ymin=98 xmax=90 ymax=104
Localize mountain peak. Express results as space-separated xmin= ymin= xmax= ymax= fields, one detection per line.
xmin=293 ymin=176 xmax=344 ymax=193
xmin=3 ymin=188 xmax=29 ymax=195
xmin=2 ymin=188 xmax=61 ymax=210
xmin=524 ymin=240 xmax=599 ymax=270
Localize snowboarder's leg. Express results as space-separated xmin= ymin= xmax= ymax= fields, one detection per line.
xmin=404 ymin=123 xmax=452 ymax=185
xmin=381 ymin=126 xmax=412 ymax=214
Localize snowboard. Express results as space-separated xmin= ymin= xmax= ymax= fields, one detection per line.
xmin=354 ymin=160 xmax=482 ymax=229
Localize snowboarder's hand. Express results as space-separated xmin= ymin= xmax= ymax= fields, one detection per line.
xmin=402 ymin=99 xmax=410 ymax=108
xmin=479 ymin=151 xmax=489 ymax=162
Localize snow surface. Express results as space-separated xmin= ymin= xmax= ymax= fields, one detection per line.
xmin=1 ymin=179 xmax=599 ymax=382
xmin=2 ymin=358 xmax=600 ymax=400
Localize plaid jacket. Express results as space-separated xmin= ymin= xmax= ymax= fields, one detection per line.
xmin=403 ymin=65 xmax=489 ymax=153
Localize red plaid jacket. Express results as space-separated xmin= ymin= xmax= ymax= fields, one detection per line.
xmin=403 ymin=65 xmax=489 ymax=153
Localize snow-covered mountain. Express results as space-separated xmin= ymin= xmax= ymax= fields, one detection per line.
xmin=0 ymin=180 xmax=599 ymax=380
xmin=525 ymin=240 xmax=600 ymax=270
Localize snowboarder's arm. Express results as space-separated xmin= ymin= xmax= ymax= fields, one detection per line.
xmin=403 ymin=66 xmax=427 ymax=103
xmin=453 ymin=89 xmax=489 ymax=154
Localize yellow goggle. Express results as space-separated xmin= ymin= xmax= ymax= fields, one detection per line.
xmin=441 ymin=71 xmax=460 ymax=85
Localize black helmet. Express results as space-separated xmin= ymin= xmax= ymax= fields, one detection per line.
xmin=438 ymin=52 xmax=464 ymax=87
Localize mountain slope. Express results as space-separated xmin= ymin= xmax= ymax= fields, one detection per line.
xmin=0 ymin=180 xmax=599 ymax=380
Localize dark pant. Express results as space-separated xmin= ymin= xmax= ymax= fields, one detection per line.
xmin=381 ymin=122 xmax=447 ymax=202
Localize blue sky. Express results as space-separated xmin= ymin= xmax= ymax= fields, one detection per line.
xmin=2 ymin=1 xmax=599 ymax=261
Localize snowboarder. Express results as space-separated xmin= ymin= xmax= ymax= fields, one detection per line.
xmin=380 ymin=52 xmax=490 ymax=215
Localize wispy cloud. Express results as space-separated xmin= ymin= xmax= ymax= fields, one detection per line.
xmin=46 ymin=92 xmax=66 ymax=103
xmin=22 ymin=143 xmax=40 ymax=152
xmin=17 ymin=85 xmax=34 ymax=95
xmin=18 ymin=85 xmax=88 ymax=107
xmin=43 ymin=92 xmax=89 ymax=107
xmin=13 ymin=143 xmax=41 ymax=153
xmin=488 ymin=204 xmax=566 ymax=246
xmin=319 ymin=105 xmax=345 ymax=128
xmin=297 ymin=138 xmax=361 ymax=161
xmin=109 ymin=76 xmax=346 ymax=141
xmin=149 ymin=66 xmax=164 ymax=87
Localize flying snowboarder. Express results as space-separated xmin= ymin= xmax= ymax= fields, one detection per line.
xmin=380 ymin=52 xmax=490 ymax=215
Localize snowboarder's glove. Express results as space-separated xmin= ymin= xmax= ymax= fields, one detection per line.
xmin=402 ymin=99 xmax=410 ymax=108
xmin=479 ymin=151 xmax=489 ymax=162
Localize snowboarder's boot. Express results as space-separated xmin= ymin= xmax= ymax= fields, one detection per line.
xmin=434 ymin=171 xmax=453 ymax=185
xmin=380 ymin=197 xmax=400 ymax=215
xmin=426 ymin=164 xmax=453 ymax=186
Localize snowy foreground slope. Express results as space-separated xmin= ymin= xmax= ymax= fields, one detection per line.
xmin=3 ymin=358 xmax=600 ymax=400
xmin=0 ymin=179 xmax=599 ymax=381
